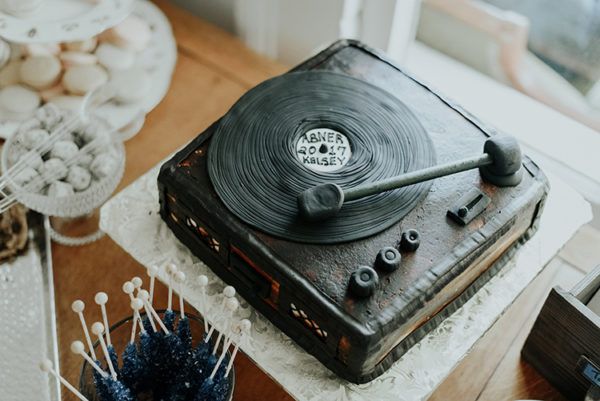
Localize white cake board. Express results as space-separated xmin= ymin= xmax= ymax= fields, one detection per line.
xmin=100 ymin=163 xmax=591 ymax=401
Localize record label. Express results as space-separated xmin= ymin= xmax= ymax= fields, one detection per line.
xmin=295 ymin=128 xmax=352 ymax=173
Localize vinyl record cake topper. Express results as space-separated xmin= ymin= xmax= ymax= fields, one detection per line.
xmin=208 ymin=71 xmax=436 ymax=243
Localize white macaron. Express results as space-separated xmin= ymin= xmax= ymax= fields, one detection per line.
xmin=62 ymin=64 xmax=108 ymax=95
xmin=95 ymin=43 xmax=135 ymax=71
xmin=20 ymin=55 xmax=62 ymax=89
xmin=0 ymin=85 xmax=40 ymax=121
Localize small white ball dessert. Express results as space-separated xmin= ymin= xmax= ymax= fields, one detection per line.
xmin=90 ymin=153 xmax=117 ymax=179
xmin=50 ymin=140 xmax=79 ymax=161
xmin=40 ymin=158 xmax=68 ymax=183
xmin=34 ymin=103 xmax=62 ymax=130
xmin=18 ymin=128 xmax=49 ymax=149
xmin=18 ymin=151 xmax=43 ymax=170
xmin=47 ymin=181 xmax=74 ymax=198
xmin=66 ymin=165 xmax=92 ymax=191
xmin=12 ymin=166 xmax=39 ymax=187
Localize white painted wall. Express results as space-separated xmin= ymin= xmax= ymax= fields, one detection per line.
xmin=168 ymin=0 xmax=421 ymax=66
xmin=168 ymin=0 xmax=236 ymax=32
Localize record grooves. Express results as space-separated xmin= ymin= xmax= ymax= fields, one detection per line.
xmin=208 ymin=71 xmax=437 ymax=243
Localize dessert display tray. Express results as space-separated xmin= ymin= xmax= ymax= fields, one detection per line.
xmin=100 ymin=161 xmax=591 ymax=401
xmin=0 ymin=0 xmax=133 ymax=44
xmin=0 ymin=0 xmax=177 ymax=140
xmin=0 ymin=212 xmax=60 ymax=401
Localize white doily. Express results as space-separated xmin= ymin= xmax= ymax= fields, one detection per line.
xmin=100 ymin=163 xmax=591 ymax=401
xmin=0 ymin=247 xmax=52 ymax=401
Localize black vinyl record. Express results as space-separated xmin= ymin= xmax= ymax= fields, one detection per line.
xmin=208 ymin=71 xmax=436 ymax=243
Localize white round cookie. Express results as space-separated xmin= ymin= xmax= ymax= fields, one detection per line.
xmin=15 ymin=117 xmax=42 ymax=137
xmin=47 ymin=180 xmax=74 ymax=198
xmin=50 ymin=140 xmax=79 ymax=161
xmin=24 ymin=43 xmax=61 ymax=57
xmin=59 ymin=52 xmax=98 ymax=68
xmin=0 ymin=85 xmax=40 ymax=121
xmin=20 ymin=55 xmax=62 ymax=89
xmin=6 ymin=142 xmax=27 ymax=165
xmin=62 ymin=64 xmax=108 ymax=95
xmin=18 ymin=150 xmax=43 ymax=170
xmin=66 ymin=165 xmax=91 ymax=191
xmin=12 ymin=166 xmax=39 ymax=187
xmin=0 ymin=61 xmax=22 ymax=87
xmin=76 ymin=152 xmax=93 ymax=168
xmin=35 ymin=103 xmax=62 ymax=129
xmin=18 ymin=128 xmax=48 ymax=149
xmin=90 ymin=153 xmax=116 ymax=179
xmin=95 ymin=43 xmax=135 ymax=71
xmin=40 ymin=158 xmax=68 ymax=183
xmin=110 ymin=68 xmax=150 ymax=103
xmin=64 ymin=37 xmax=98 ymax=53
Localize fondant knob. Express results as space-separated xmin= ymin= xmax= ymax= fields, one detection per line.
xmin=349 ymin=266 xmax=379 ymax=298
xmin=479 ymin=135 xmax=523 ymax=186
xmin=400 ymin=229 xmax=420 ymax=252
xmin=375 ymin=247 xmax=401 ymax=272
xmin=483 ymin=135 xmax=521 ymax=176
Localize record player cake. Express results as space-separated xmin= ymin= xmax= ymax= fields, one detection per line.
xmin=158 ymin=40 xmax=548 ymax=383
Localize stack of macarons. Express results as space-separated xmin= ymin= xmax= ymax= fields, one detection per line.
xmin=0 ymin=14 xmax=152 ymax=121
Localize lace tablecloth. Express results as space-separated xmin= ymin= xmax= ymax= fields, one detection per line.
xmin=100 ymin=163 xmax=591 ymax=401
xmin=0 ymin=247 xmax=53 ymax=400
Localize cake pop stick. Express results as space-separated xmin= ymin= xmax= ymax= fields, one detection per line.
xmin=91 ymin=322 xmax=117 ymax=381
xmin=137 ymin=291 xmax=157 ymax=333
xmin=165 ymin=263 xmax=177 ymax=311
xmin=40 ymin=359 xmax=90 ymax=401
xmin=197 ymin=274 xmax=209 ymax=332
xmin=94 ymin=292 xmax=111 ymax=346
xmin=71 ymin=300 xmax=96 ymax=360
xmin=139 ymin=289 xmax=169 ymax=334
xmin=147 ymin=265 xmax=158 ymax=306
xmin=176 ymin=271 xmax=186 ymax=319
xmin=212 ymin=297 xmax=238 ymax=354
xmin=122 ymin=281 xmax=135 ymax=302
xmin=225 ymin=320 xmax=251 ymax=376
xmin=71 ymin=341 xmax=107 ymax=378
xmin=130 ymin=298 xmax=145 ymax=342
xmin=204 ymin=286 xmax=236 ymax=343
xmin=209 ymin=336 xmax=233 ymax=380
xmin=131 ymin=276 xmax=143 ymax=296
xmin=174 ymin=271 xmax=192 ymax=349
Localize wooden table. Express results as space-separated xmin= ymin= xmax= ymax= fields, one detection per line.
xmin=54 ymin=2 xmax=589 ymax=400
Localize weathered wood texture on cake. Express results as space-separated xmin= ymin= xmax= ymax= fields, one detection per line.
xmin=521 ymin=267 xmax=600 ymax=400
